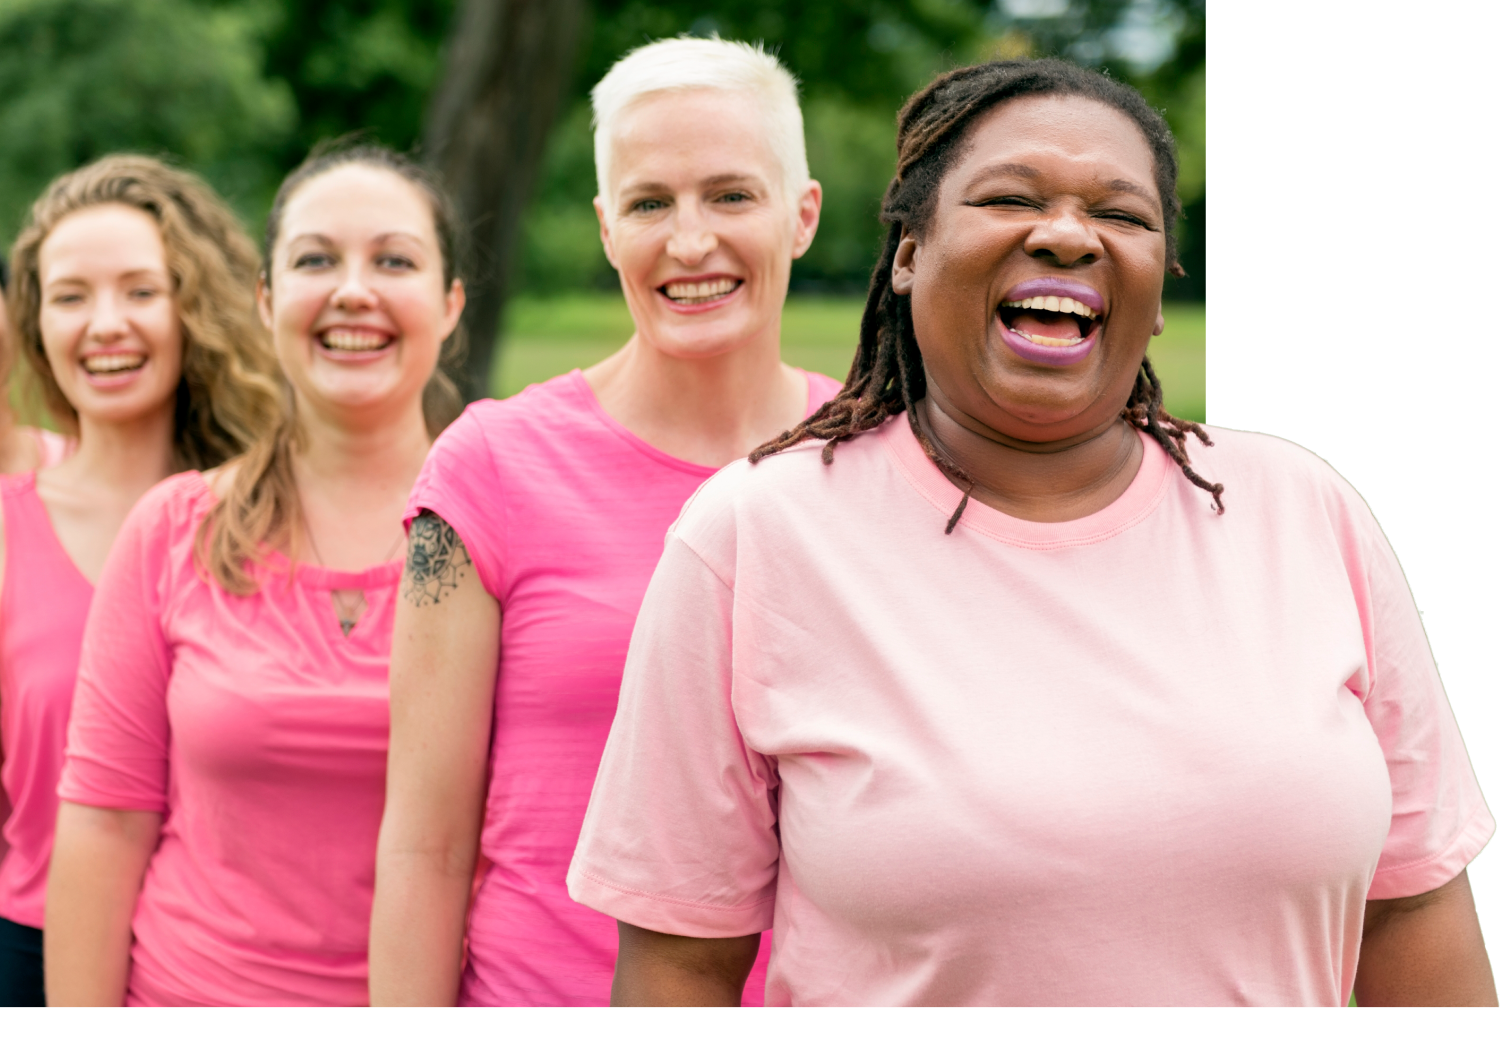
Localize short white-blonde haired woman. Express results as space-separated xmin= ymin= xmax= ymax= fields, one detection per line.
xmin=370 ymin=36 xmax=838 ymax=1005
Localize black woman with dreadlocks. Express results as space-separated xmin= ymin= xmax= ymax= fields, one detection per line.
xmin=567 ymin=59 xmax=1495 ymax=1006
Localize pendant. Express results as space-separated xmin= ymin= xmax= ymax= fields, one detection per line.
xmin=339 ymin=618 xmax=356 ymax=637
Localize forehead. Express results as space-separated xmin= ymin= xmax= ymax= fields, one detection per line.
xmin=950 ymin=94 xmax=1158 ymax=194
xmin=278 ymin=164 xmax=436 ymax=244
xmin=41 ymin=204 xmax=167 ymax=279
xmin=607 ymin=88 xmax=782 ymax=191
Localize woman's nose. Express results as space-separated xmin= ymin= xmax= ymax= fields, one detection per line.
xmin=332 ymin=265 xmax=379 ymax=310
xmin=1023 ymin=207 xmax=1103 ymax=268
xmin=665 ymin=204 xmax=718 ymax=265
xmin=85 ymin=290 xmax=129 ymax=343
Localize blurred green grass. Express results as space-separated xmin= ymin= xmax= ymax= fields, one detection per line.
xmin=496 ymin=295 xmax=1205 ymax=423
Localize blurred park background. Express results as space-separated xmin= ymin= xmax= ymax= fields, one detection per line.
xmin=0 ymin=0 xmax=1205 ymax=419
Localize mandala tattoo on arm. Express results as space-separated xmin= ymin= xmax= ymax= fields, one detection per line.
xmin=403 ymin=512 xmax=473 ymax=606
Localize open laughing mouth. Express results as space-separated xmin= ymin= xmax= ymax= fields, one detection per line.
xmin=996 ymin=284 xmax=1105 ymax=366
xmin=81 ymin=352 xmax=147 ymax=376
xmin=318 ymin=327 xmax=393 ymax=353
xmin=660 ymin=277 xmax=742 ymax=306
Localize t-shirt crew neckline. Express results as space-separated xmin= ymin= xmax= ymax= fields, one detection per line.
xmin=567 ymin=368 xmax=819 ymax=477
xmin=183 ymin=472 xmax=404 ymax=591
xmin=880 ymin=414 xmax=1173 ymax=550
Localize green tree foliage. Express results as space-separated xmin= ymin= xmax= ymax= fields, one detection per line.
xmin=0 ymin=0 xmax=1203 ymax=301
xmin=0 ymin=0 xmax=295 ymax=242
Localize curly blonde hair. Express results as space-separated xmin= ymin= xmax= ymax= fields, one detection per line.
xmin=5 ymin=154 xmax=281 ymax=471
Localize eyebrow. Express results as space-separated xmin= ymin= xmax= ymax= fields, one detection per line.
xmin=618 ymin=171 xmax=767 ymax=198
xmin=283 ymin=231 xmax=428 ymax=250
xmin=967 ymin=162 xmax=1159 ymax=206
xmin=44 ymin=267 xmax=166 ymax=287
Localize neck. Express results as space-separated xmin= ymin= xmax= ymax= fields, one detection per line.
xmin=585 ymin=314 xmax=807 ymax=467
xmin=918 ymin=392 xmax=1143 ymax=524
xmin=56 ymin=402 xmax=177 ymax=501
xmin=292 ymin=397 xmax=433 ymax=496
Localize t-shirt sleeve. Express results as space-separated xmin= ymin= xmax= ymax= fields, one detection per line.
xmin=567 ymin=532 xmax=780 ymax=938
xmin=58 ymin=483 xmax=179 ymax=813
xmin=1352 ymin=504 xmax=1495 ymax=899
xmin=404 ymin=407 xmax=507 ymax=599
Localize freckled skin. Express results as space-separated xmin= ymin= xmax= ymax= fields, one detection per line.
xmin=888 ymin=95 xmax=1173 ymax=523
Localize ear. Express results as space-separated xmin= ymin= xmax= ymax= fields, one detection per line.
xmin=440 ymin=278 xmax=466 ymax=341
xmin=891 ymin=228 xmax=919 ymax=296
xmin=594 ymin=196 xmax=619 ymax=271
xmin=256 ymin=273 xmax=273 ymax=331
xmin=1153 ymin=305 xmax=1165 ymax=337
xmin=790 ymin=180 xmax=822 ymax=260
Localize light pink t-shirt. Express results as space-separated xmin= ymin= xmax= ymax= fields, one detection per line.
xmin=568 ymin=415 xmax=1494 ymax=1006
xmin=405 ymin=368 xmax=840 ymax=1006
xmin=60 ymin=473 xmax=399 ymax=1006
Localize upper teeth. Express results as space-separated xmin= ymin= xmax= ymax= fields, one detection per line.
xmin=664 ymin=278 xmax=738 ymax=301
xmin=82 ymin=354 xmax=146 ymax=374
xmin=1005 ymin=295 xmax=1099 ymax=318
xmin=323 ymin=330 xmax=388 ymax=351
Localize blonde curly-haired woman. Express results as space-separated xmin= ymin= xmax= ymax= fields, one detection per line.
xmin=0 ymin=155 xmax=280 ymax=1005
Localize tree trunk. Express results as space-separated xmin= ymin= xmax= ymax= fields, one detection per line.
xmin=425 ymin=0 xmax=585 ymax=403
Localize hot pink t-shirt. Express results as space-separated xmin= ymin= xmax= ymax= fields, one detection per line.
xmin=568 ymin=415 xmax=1494 ymax=1006
xmin=59 ymin=472 xmax=399 ymax=1006
xmin=0 ymin=473 xmax=93 ymax=929
xmin=405 ymin=368 xmax=840 ymax=1006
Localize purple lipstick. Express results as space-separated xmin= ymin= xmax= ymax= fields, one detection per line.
xmin=997 ymin=278 xmax=1105 ymax=366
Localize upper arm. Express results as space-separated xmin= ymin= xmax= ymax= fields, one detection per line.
xmin=385 ymin=512 xmax=499 ymax=852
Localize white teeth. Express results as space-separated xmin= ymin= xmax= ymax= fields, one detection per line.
xmin=82 ymin=353 xmax=147 ymax=374
xmin=1005 ymin=296 xmax=1099 ymax=319
xmin=664 ymin=278 xmax=739 ymax=302
xmin=1017 ymin=332 xmax=1081 ymax=347
xmin=321 ymin=329 xmax=390 ymax=351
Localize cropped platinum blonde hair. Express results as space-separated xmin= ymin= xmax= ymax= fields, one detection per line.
xmin=591 ymin=36 xmax=809 ymax=206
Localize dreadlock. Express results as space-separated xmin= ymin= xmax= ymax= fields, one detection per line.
xmin=751 ymin=58 xmax=1224 ymax=531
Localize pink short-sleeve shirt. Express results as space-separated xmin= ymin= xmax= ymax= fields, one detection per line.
xmin=59 ymin=473 xmax=399 ymax=1006
xmin=405 ymin=368 xmax=840 ymax=1006
xmin=568 ymin=416 xmax=1494 ymax=1006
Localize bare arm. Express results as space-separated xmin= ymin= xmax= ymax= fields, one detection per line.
xmin=611 ymin=921 xmax=760 ymax=1006
xmin=44 ymin=802 xmax=161 ymax=1005
xmin=369 ymin=513 xmax=498 ymax=1006
xmin=1355 ymin=868 xmax=1496 ymax=1005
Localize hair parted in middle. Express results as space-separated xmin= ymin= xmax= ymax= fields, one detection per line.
xmin=199 ymin=139 xmax=467 ymax=595
xmin=590 ymin=35 xmax=809 ymax=206
xmin=750 ymin=58 xmax=1224 ymax=532
xmin=5 ymin=154 xmax=282 ymax=471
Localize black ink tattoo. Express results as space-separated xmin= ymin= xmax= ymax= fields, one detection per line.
xmin=403 ymin=512 xmax=472 ymax=606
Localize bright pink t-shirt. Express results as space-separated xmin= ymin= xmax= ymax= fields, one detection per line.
xmin=59 ymin=472 xmax=399 ymax=1006
xmin=0 ymin=473 xmax=93 ymax=929
xmin=568 ymin=415 xmax=1495 ymax=1006
xmin=405 ymin=368 xmax=840 ymax=1006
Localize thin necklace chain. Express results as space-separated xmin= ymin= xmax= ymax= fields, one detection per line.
xmin=298 ymin=501 xmax=405 ymax=636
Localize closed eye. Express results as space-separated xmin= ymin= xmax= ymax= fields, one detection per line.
xmin=1095 ymin=211 xmax=1158 ymax=230
xmin=969 ymin=195 xmax=1040 ymax=210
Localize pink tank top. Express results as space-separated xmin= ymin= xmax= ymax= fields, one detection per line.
xmin=0 ymin=472 xmax=93 ymax=928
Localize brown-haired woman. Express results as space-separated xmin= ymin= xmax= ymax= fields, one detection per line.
xmin=0 ymin=156 xmax=279 ymax=1006
xmin=44 ymin=143 xmax=464 ymax=1006
xmin=0 ymin=255 xmax=74 ymax=475
xmin=567 ymin=59 xmax=1497 ymax=1006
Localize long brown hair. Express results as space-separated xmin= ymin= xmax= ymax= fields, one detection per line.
xmin=200 ymin=142 xmax=467 ymax=595
xmin=5 ymin=154 xmax=281 ymax=470
xmin=751 ymin=59 xmax=1224 ymax=531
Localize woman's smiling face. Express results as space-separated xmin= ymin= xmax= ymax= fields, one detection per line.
xmin=596 ymin=88 xmax=820 ymax=361
xmin=894 ymin=93 xmax=1168 ymax=445
xmin=37 ymin=203 xmax=184 ymax=426
xmin=261 ymin=163 xmax=463 ymax=427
